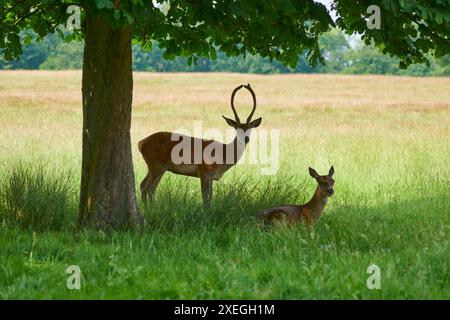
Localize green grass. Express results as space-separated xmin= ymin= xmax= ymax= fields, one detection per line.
xmin=0 ymin=162 xmax=448 ymax=299
xmin=0 ymin=163 xmax=76 ymax=231
xmin=0 ymin=71 xmax=449 ymax=299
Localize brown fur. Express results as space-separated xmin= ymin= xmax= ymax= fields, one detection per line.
xmin=258 ymin=166 xmax=335 ymax=227
xmin=138 ymin=84 xmax=262 ymax=205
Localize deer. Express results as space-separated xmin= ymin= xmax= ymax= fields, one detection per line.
xmin=138 ymin=84 xmax=262 ymax=205
xmin=257 ymin=166 xmax=335 ymax=227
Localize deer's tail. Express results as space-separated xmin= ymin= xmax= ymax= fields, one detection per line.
xmin=138 ymin=139 xmax=145 ymax=154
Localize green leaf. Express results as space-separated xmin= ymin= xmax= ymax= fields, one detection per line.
xmin=24 ymin=34 xmax=33 ymax=46
xmin=113 ymin=10 xmax=122 ymax=20
xmin=123 ymin=10 xmax=134 ymax=24
xmin=64 ymin=34 xmax=74 ymax=43
xmin=390 ymin=0 xmax=400 ymax=17
xmin=95 ymin=0 xmax=114 ymax=10
xmin=209 ymin=47 xmax=217 ymax=60
xmin=435 ymin=12 xmax=443 ymax=24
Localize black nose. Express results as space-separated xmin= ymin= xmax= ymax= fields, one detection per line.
xmin=328 ymin=189 xmax=334 ymax=195
xmin=245 ymin=136 xmax=249 ymax=143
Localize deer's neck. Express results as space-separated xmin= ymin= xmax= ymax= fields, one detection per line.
xmin=224 ymin=136 xmax=247 ymax=167
xmin=305 ymin=186 xmax=329 ymax=221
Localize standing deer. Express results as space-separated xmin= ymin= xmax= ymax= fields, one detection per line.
xmin=258 ymin=166 xmax=335 ymax=227
xmin=138 ymin=84 xmax=262 ymax=205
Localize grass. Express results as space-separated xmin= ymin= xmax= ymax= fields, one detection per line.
xmin=0 ymin=71 xmax=449 ymax=299
xmin=0 ymin=163 xmax=76 ymax=231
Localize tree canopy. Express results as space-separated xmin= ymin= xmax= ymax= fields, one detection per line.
xmin=2 ymin=1 xmax=450 ymax=69
xmin=335 ymin=0 xmax=450 ymax=67
xmin=2 ymin=30 xmax=450 ymax=76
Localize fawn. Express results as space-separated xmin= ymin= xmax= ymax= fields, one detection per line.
xmin=257 ymin=166 xmax=335 ymax=227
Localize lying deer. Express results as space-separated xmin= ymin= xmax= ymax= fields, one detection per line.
xmin=258 ymin=166 xmax=335 ymax=226
xmin=138 ymin=84 xmax=262 ymax=205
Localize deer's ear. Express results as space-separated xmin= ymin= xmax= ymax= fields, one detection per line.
xmin=328 ymin=166 xmax=334 ymax=177
xmin=223 ymin=116 xmax=237 ymax=128
xmin=249 ymin=117 xmax=262 ymax=128
xmin=309 ymin=167 xmax=320 ymax=179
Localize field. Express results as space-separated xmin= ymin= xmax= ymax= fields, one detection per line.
xmin=0 ymin=71 xmax=449 ymax=299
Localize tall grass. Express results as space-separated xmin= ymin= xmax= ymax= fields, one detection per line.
xmin=0 ymin=163 xmax=76 ymax=231
xmin=0 ymin=72 xmax=448 ymax=299
xmin=142 ymin=172 xmax=307 ymax=233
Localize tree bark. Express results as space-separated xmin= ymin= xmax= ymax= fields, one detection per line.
xmin=78 ymin=9 xmax=143 ymax=231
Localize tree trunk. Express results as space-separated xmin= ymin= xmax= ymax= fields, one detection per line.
xmin=78 ymin=10 xmax=143 ymax=231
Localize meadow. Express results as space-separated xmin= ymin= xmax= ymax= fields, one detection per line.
xmin=0 ymin=71 xmax=449 ymax=299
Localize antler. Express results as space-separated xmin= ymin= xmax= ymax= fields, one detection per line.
xmin=230 ymin=85 xmax=244 ymax=123
xmin=230 ymin=84 xmax=257 ymax=124
xmin=244 ymin=84 xmax=256 ymax=124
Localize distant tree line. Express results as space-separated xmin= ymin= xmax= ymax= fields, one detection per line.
xmin=1 ymin=29 xmax=449 ymax=76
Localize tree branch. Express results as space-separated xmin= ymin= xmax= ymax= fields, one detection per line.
xmin=12 ymin=2 xmax=43 ymax=27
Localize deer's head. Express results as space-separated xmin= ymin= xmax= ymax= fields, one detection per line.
xmin=309 ymin=166 xmax=335 ymax=197
xmin=222 ymin=84 xmax=262 ymax=144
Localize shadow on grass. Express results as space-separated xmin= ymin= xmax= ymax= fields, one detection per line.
xmin=139 ymin=173 xmax=311 ymax=233
xmin=2 ymin=162 xmax=447 ymax=248
xmin=311 ymin=193 xmax=449 ymax=253
xmin=0 ymin=162 xmax=77 ymax=232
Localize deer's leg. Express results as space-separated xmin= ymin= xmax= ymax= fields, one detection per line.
xmin=141 ymin=164 xmax=166 ymax=205
xmin=302 ymin=209 xmax=314 ymax=228
xmin=147 ymin=168 xmax=166 ymax=204
xmin=200 ymin=175 xmax=212 ymax=205
xmin=140 ymin=173 xmax=150 ymax=203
